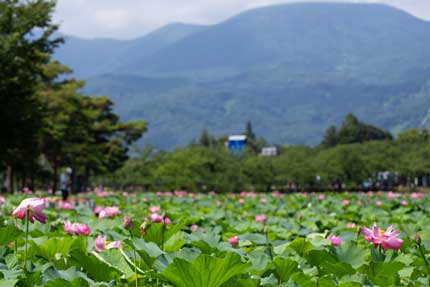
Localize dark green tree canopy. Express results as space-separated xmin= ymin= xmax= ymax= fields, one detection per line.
xmin=321 ymin=114 xmax=392 ymax=147
xmin=0 ymin=1 xmax=147 ymax=193
xmin=0 ymin=0 xmax=61 ymax=154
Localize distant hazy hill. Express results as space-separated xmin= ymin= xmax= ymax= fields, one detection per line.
xmin=55 ymin=3 xmax=430 ymax=149
xmin=55 ymin=23 xmax=206 ymax=78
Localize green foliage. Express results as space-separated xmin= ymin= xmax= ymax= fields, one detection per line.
xmin=0 ymin=191 xmax=430 ymax=286
xmin=0 ymin=226 xmax=21 ymax=246
xmin=159 ymin=253 xmax=249 ymax=287
xmin=107 ymin=124 xmax=430 ymax=192
xmin=0 ymin=1 xmax=147 ymax=193
xmin=321 ymin=113 xmax=393 ymax=148
xmin=0 ymin=0 xmax=62 ymax=193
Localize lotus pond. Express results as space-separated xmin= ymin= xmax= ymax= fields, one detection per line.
xmin=0 ymin=190 xmax=429 ymax=287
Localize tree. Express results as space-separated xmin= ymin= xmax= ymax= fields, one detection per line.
xmin=274 ymin=146 xmax=317 ymax=190
xmin=320 ymin=125 xmax=338 ymax=148
xmin=36 ymin=61 xmax=147 ymax=192
xmin=315 ymin=144 xmax=369 ymax=188
xmin=152 ymin=146 xmax=243 ymax=192
xmin=37 ymin=62 xmax=85 ymax=192
xmin=199 ymin=128 xmax=212 ymax=147
xmin=244 ymin=120 xmax=267 ymax=154
xmin=245 ymin=120 xmax=256 ymax=141
xmin=243 ymin=156 xmax=276 ymax=192
xmin=0 ymin=0 xmax=61 ymax=192
xmin=320 ymin=114 xmax=392 ymax=148
xmin=397 ymin=128 xmax=429 ymax=144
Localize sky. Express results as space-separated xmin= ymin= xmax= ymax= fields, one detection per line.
xmin=54 ymin=0 xmax=430 ymax=39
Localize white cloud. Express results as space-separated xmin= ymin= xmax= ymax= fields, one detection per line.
xmin=53 ymin=0 xmax=430 ymax=39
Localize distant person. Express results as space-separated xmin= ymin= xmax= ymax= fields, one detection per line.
xmin=60 ymin=168 xmax=72 ymax=201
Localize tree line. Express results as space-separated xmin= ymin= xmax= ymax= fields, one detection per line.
xmin=103 ymin=115 xmax=430 ymax=193
xmin=2 ymin=1 xmax=429 ymax=194
xmin=0 ymin=1 xmax=146 ymax=193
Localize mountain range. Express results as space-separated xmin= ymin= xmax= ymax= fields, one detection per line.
xmin=54 ymin=2 xmax=430 ymax=149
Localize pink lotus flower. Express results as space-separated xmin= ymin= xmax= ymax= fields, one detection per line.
xmin=191 ymin=224 xmax=199 ymax=232
xmin=64 ymin=221 xmax=91 ymax=235
xmin=376 ymin=201 xmax=383 ymax=206
xmin=361 ymin=223 xmax=403 ymax=250
xmin=95 ymin=189 xmax=113 ymax=197
xmin=149 ymin=213 xmax=164 ymax=223
xmin=255 ymin=215 xmax=267 ymax=223
xmin=342 ymin=200 xmax=350 ymax=206
xmin=328 ymin=235 xmax=342 ymax=246
xmin=239 ymin=199 xmax=245 ymax=204
xmin=12 ymin=198 xmax=47 ymax=224
xmin=94 ymin=206 xmax=104 ymax=214
xmin=229 ymin=236 xmax=239 ymax=247
xmin=400 ymin=200 xmax=408 ymax=206
xmin=175 ymin=191 xmax=188 ymax=197
xmin=246 ymin=192 xmax=257 ymax=198
xmin=410 ymin=192 xmax=424 ymax=199
xmin=347 ymin=223 xmax=357 ymax=229
xmin=260 ymin=198 xmax=268 ymax=204
xmin=0 ymin=196 xmax=5 ymax=204
xmin=272 ymin=191 xmax=283 ymax=198
xmin=60 ymin=202 xmax=73 ymax=210
xmin=23 ymin=187 xmax=33 ymax=194
xmin=164 ymin=217 xmax=172 ymax=225
xmin=387 ymin=191 xmax=400 ymax=199
xmin=149 ymin=206 xmax=160 ymax=213
xmin=95 ymin=235 xmax=121 ymax=252
xmin=96 ymin=206 xmax=121 ymax=219
xmin=318 ymin=194 xmax=326 ymax=200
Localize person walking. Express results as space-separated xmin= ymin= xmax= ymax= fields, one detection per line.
xmin=60 ymin=168 xmax=72 ymax=201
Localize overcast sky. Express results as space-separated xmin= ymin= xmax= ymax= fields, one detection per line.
xmin=54 ymin=0 xmax=430 ymax=39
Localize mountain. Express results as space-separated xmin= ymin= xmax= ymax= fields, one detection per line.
xmin=54 ymin=36 xmax=130 ymax=78
xmin=114 ymin=23 xmax=207 ymax=73
xmin=54 ymin=23 xmax=206 ymax=78
xmin=55 ymin=3 xmax=430 ymax=149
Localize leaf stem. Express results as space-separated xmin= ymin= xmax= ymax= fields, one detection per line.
xmin=161 ymin=223 xmax=166 ymax=251
xmin=24 ymin=209 xmax=30 ymax=272
xmin=418 ymin=243 xmax=430 ymax=275
xmin=14 ymin=219 xmax=18 ymax=255
xmin=129 ymin=230 xmax=139 ymax=287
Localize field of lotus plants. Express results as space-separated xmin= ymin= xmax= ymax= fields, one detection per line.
xmin=0 ymin=189 xmax=429 ymax=286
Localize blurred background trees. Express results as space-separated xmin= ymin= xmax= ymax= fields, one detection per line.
xmin=0 ymin=0 xmax=146 ymax=193
xmin=1 ymin=1 xmax=428 ymax=194
xmin=101 ymin=116 xmax=430 ymax=193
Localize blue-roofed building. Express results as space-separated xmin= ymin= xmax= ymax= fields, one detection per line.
xmin=228 ymin=135 xmax=247 ymax=152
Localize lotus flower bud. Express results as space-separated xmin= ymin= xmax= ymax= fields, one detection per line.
xmin=229 ymin=236 xmax=239 ymax=247
xmin=140 ymin=221 xmax=149 ymax=236
xmin=124 ymin=215 xmax=133 ymax=230
xmin=414 ymin=232 xmax=422 ymax=245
